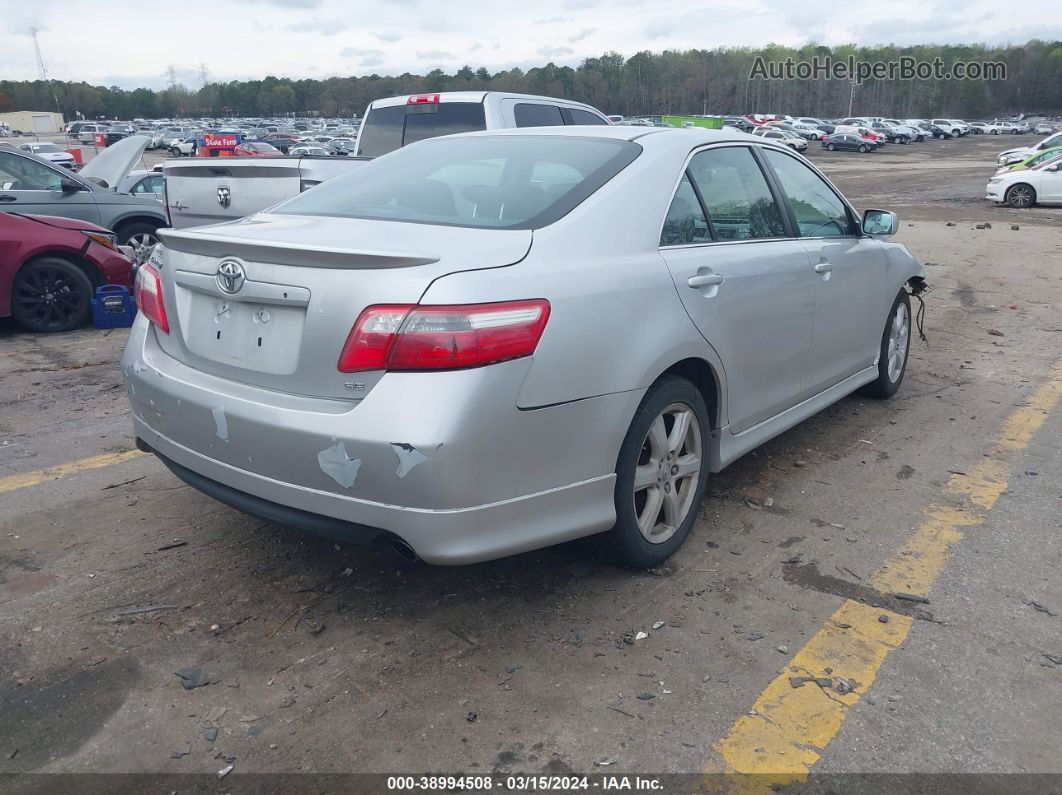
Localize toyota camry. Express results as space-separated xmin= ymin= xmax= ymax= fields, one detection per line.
xmin=123 ymin=126 xmax=925 ymax=568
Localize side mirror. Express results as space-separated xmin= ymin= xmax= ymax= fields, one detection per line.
xmin=863 ymin=209 xmax=898 ymax=236
xmin=60 ymin=177 xmax=83 ymax=193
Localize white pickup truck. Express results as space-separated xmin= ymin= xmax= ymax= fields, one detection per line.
xmin=163 ymin=92 xmax=609 ymax=229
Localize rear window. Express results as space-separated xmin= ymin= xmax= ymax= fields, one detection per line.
xmin=566 ymin=108 xmax=608 ymax=125
xmin=274 ymin=134 xmax=640 ymax=230
xmin=515 ymin=103 xmax=564 ymax=127
xmin=358 ymin=102 xmax=487 ymax=157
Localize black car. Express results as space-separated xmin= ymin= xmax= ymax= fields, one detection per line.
xmin=104 ymin=125 xmax=134 ymax=146
xmin=822 ymin=133 xmax=873 ymax=152
xmin=262 ymin=133 xmax=298 ymax=153
xmin=869 ymin=122 xmax=911 ymax=144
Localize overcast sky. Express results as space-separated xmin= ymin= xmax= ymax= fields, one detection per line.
xmin=2 ymin=0 xmax=1057 ymax=90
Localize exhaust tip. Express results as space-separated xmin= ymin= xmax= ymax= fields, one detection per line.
xmin=390 ymin=539 xmax=419 ymax=563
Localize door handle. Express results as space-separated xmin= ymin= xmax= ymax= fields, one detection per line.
xmin=814 ymin=262 xmax=833 ymax=273
xmin=688 ymin=273 xmax=724 ymax=288
xmin=0 ymin=195 xmax=16 ymax=203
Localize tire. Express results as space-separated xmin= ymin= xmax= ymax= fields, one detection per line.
xmin=1004 ymin=183 xmax=1036 ymax=208
xmin=827 ymin=143 xmax=836 ymax=151
xmin=861 ymin=290 xmax=911 ymax=399
xmin=170 ymin=148 xmax=180 ymax=157
xmin=859 ymin=144 xmax=867 ymax=152
xmin=116 ymin=221 xmax=161 ymax=253
xmin=600 ymin=375 xmax=710 ymax=568
xmin=938 ymin=133 xmax=946 ymax=139
xmin=990 ymin=129 xmax=998 ymax=135
xmin=11 ymin=257 xmax=94 ymax=333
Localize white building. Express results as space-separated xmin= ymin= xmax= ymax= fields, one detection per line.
xmin=0 ymin=111 xmax=65 ymax=134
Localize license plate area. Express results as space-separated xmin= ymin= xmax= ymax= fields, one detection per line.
xmin=184 ymin=293 xmax=305 ymax=374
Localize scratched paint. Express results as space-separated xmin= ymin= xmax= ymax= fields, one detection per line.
xmin=317 ymin=441 xmax=361 ymax=489
xmin=211 ymin=407 xmax=229 ymax=442
xmin=390 ymin=443 xmax=428 ymax=478
xmin=713 ymin=363 xmax=1062 ymax=790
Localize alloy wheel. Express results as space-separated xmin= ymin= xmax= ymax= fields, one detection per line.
xmin=13 ymin=264 xmax=87 ymax=330
xmin=632 ymin=403 xmax=702 ymax=544
xmin=1007 ymin=185 xmax=1034 ymax=208
xmin=886 ymin=301 xmax=910 ymax=383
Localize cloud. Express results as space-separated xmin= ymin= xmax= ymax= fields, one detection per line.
xmin=534 ymin=16 xmax=568 ymax=24
xmin=372 ymin=30 xmax=401 ymax=42
xmin=417 ymin=50 xmax=454 ymax=60
xmin=537 ymin=45 xmax=574 ymax=57
xmin=568 ymin=28 xmax=594 ymax=43
xmin=287 ymin=19 xmax=347 ymax=35
xmin=360 ymin=54 xmax=385 ymax=67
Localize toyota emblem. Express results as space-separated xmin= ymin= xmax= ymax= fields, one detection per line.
xmin=217 ymin=185 xmax=231 ymax=208
xmin=216 ymin=260 xmax=246 ymax=294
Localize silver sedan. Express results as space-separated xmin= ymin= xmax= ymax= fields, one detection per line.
xmin=123 ymin=126 xmax=925 ymax=567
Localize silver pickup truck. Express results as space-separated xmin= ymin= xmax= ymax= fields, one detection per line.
xmin=163 ymin=91 xmax=609 ymax=229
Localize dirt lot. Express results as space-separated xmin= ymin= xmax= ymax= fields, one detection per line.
xmin=2 ymin=134 xmax=1062 ymax=790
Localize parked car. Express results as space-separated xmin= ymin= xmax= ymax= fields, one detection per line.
xmin=997 ymin=131 xmax=1062 ymax=165
xmin=752 ymin=127 xmax=807 ymax=150
xmin=931 ymin=119 xmax=965 ymax=137
xmin=869 ymin=122 xmax=911 ymax=144
xmin=986 ymin=153 xmax=1062 ymax=207
xmin=77 ymin=123 xmax=108 ymax=144
xmin=169 ymin=137 xmax=198 ymax=157
xmin=327 ymin=138 xmax=358 ymax=155
xmin=1034 ymin=122 xmax=1056 ymax=135
xmin=723 ymin=116 xmax=756 ymax=132
xmin=18 ymin=142 xmax=77 ymax=169
xmin=115 ymin=169 xmax=165 ymax=198
xmin=996 ymin=146 xmax=1062 ymax=174
xmin=124 ymin=127 xmax=924 ymax=568
xmin=822 ymin=133 xmax=873 ymax=152
xmin=0 ymin=211 xmax=133 ymax=332
xmin=262 ymin=133 xmax=299 ymax=153
xmin=288 ymin=145 xmax=332 ymax=157
xmin=0 ymin=135 xmax=167 ymax=254
xmin=234 ymin=142 xmax=283 ymax=157
xmin=105 ymin=125 xmax=136 ymax=146
xmin=354 ymin=91 xmax=609 ymax=157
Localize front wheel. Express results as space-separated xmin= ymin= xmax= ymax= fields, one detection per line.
xmin=601 ymin=376 xmax=710 ymax=568
xmin=117 ymin=221 xmax=161 ymax=255
xmin=11 ymin=257 xmax=94 ymax=333
xmin=861 ymin=290 xmax=911 ymax=398
xmin=1005 ymin=183 xmax=1036 ymax=208
xmin=827 ymin=143 xmax=837 ymax=151
xmin=859 ymin=144 xmax=868 ymax=152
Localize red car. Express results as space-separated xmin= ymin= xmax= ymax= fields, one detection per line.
xmin=0 ymin=212 xmax=133 ymax=332
xmin=233 ymin=142 xmax=283 ymax=157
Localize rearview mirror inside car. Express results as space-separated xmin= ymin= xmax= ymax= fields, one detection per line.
xmin=863 ymin=209 xmax=898 ymax=236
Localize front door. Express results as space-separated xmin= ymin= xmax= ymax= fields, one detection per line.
xmin=659 ymin=145 xmax=815 ymax=434
xmin=759 ymin=148 xmax=886 ymax=393
xmin=0 ymin=151 xmax=101 ymax=225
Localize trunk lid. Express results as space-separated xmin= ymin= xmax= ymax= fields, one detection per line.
xmin=154 ymin=214 xmax=531 ymax=400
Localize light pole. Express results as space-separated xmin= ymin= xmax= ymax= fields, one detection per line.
xmin=847 ymin=79 xmax=856 ymax=117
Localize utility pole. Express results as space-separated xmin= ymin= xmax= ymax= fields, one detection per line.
xmin=30 ymin=27 xmax=62 ymax=119
xmin=199 ymin=63 xmax=209 ymax=88
xmin=847 ymin=79 xmax=856 ymax=117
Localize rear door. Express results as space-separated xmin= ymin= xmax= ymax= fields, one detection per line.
xmin=0 ymin=151 xmax=101 ymax=224
xmin=658 ymin=144 xmax=815 ymax=434
xmin=759 ymin=147 xmax=885 ymax=392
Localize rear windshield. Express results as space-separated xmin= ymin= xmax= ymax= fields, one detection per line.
xmin=273 ymin=135 xmax=641 ymax=230
xmin=357 ymin=102 xmax=487 ymax=157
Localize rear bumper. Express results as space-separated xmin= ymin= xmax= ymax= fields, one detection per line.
xmin=123 ymin=318 xmax=641 ymax=564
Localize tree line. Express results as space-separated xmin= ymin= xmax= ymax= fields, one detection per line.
xmin=1 ymin=41 xmax=1058 ymax=122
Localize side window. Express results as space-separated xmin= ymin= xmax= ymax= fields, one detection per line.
xmin=686 ymin=147 xmax=786 ymax=241
xmin=762 ymin=149 xmax=853 ymax=237
xmin=660 ymin=173 xmax=711 ymax=246
xmin=0 ymin=152 xmax=63 ymax=191
xmin=134 ymin=175 xmax=164 ymax=197
xmin=514 ymin=103 xmax=565 ymax=128
xmin=565 ymin=108 xmax=608 ymax=126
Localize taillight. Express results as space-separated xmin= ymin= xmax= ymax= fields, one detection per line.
xmin=134 ymin=263 xmax=169 ymax=333
xmin=407 ymin=94 xmax=441 ymax=105
xmin=338 ymin=300 xmax=550 ymax=373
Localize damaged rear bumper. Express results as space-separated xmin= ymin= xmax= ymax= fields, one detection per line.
xmin=123 ymin=318 xmax=640 ymax=564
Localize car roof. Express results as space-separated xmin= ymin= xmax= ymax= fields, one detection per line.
xmin=368 ymin=91 xmax=602 ymax=110
xmin=452 ymin=125 xmax=757 ymax=147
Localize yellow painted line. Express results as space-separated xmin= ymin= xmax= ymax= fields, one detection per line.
xmin=713 ymin=364 xmax=1062 ymax=790
xmin=0 ymin=450 xmax=146 ymax=494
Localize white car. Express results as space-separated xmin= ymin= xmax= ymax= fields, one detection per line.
xmin=1034 ymin=122 xmax=1056 ymax=135
xmin=997 ymin=131 xmax=1062 ymax=165
xmin=289 ymin=145 xmax=331 ymax=157
xmin=986 ymin=154 xmax=1062 ymax=207
xmin=18 ymin=142 xmax=77 ymax=169
xmin=931 ymin=119 xmax=964 ymax=137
